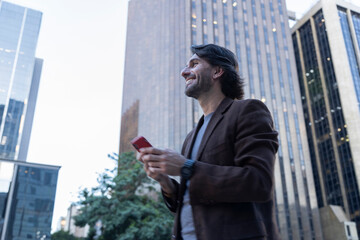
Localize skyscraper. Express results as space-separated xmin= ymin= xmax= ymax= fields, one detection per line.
xmin=120 ymin=0 xmax=323 ymax=239
xmin=291 ymin=0 xmax=360 ymax=234
xmin=0 ymin=1 xmax=42 ymax=161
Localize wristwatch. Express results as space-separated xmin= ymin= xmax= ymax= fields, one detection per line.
xmin=181 ymin=159 xmax=196 ymax=180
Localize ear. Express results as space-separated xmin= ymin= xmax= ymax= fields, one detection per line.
xmin=213 ymin=66 xmax=224 ymax=80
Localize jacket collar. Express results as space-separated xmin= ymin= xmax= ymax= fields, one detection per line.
xmin=184 ymin=97 xmax=234 ymax=160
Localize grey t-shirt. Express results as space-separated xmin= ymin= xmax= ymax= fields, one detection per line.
xmin=181 ymin=112 xmax=214 ymax=240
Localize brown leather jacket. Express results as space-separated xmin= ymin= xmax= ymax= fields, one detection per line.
xmin=163 ymin=98 xmax=281 ymax=240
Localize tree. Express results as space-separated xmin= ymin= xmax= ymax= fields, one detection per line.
xmin=74 ymin=152 xmax=174 ymax=240
xmin=51 ymin=230 xmax=82 ymax=240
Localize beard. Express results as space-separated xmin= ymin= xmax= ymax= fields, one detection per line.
xmin=185 ymin=77 xmax=213 ymax=99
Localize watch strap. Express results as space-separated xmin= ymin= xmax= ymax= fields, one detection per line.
xmin=181 ymin=159 xmax=195 ymax=180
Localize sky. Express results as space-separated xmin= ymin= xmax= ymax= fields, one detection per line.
xmin=2 ymin=0 xmax=359 ymax=233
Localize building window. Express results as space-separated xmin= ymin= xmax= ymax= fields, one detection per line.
xmin=191 ymin=0 xmax=197 ymax=45
xmin=339 ymin=8 xmax=360 ymax=109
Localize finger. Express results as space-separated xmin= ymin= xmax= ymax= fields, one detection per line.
xmin=142 ymin=153 xmax=165 ymax=163
xmin=140 ymin=154 xmax=146 ymax=163
xmin=144 ymin=164 xmax=156 ymax=179
xmin=148 ymin=161 xmax=162 ymax=169
xmin=139 ymin=151 xmax=150 ymax=163
xmin=136 ymin=152 xmax=144 ymax=163
xmin=149 ymin=167 xmax=162 ymax=173
xmin=140 ymin=147 xmax=164 ymax=155
xmin=144 ymin=161 xmax=151 ymax=171
xmin=143 ymin=161 xmax=148 ymax=170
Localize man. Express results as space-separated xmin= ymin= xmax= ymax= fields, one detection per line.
xmin=138 ymin=44 xmax=280 ymax=240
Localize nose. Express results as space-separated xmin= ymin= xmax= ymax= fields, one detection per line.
xmin=181 ymin=66 xmax=190 ymax=79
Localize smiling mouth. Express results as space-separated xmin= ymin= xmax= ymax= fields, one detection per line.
xmin=186 ymin=78 xmax=195 ymax=86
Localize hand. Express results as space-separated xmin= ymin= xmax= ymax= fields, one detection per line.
xmin=137 ymin=149 xmax=176 ymax=195
xmin=137 ymin=151 xmax=165 ymax=181
xmin=139 ymin=147 xmax=187 ymax=176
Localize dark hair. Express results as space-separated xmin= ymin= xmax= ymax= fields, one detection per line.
xmin=190 ymin=44 xmax=244 ymax=99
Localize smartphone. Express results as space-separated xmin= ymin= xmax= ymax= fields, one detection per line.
xmin=131 ymin=136 xmax=152 ymax=152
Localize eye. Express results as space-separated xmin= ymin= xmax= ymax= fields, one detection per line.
xmin=192 ymin=62 xmax=198 ymax=67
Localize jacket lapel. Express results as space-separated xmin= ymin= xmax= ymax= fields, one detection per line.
xmin=196 ymin=97 xmax=233 ymax=161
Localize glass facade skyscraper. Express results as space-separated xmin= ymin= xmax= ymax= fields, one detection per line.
xmin=121 ymin=0 xmax=324 ymax=239
xmin=0 ymin=1 xmax=42 ymax=160
xmin=292 ymin=0 xmax=360 ymax=234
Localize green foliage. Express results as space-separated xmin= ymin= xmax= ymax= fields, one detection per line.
xmin=74 ymin=152 xmax=174 ymax=240
xmin=51 ymin=230 xmax=82 ymax=240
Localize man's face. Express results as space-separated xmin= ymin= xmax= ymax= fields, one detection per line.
xmin=181 ymin=54 xmax=214 ymax=99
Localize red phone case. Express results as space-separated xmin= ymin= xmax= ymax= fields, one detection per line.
xmin=131 ymin=136 xmax=152 ymax=152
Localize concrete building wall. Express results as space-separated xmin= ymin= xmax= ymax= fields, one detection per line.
xmin=320 ymin=205 xmax=359 ymax=240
